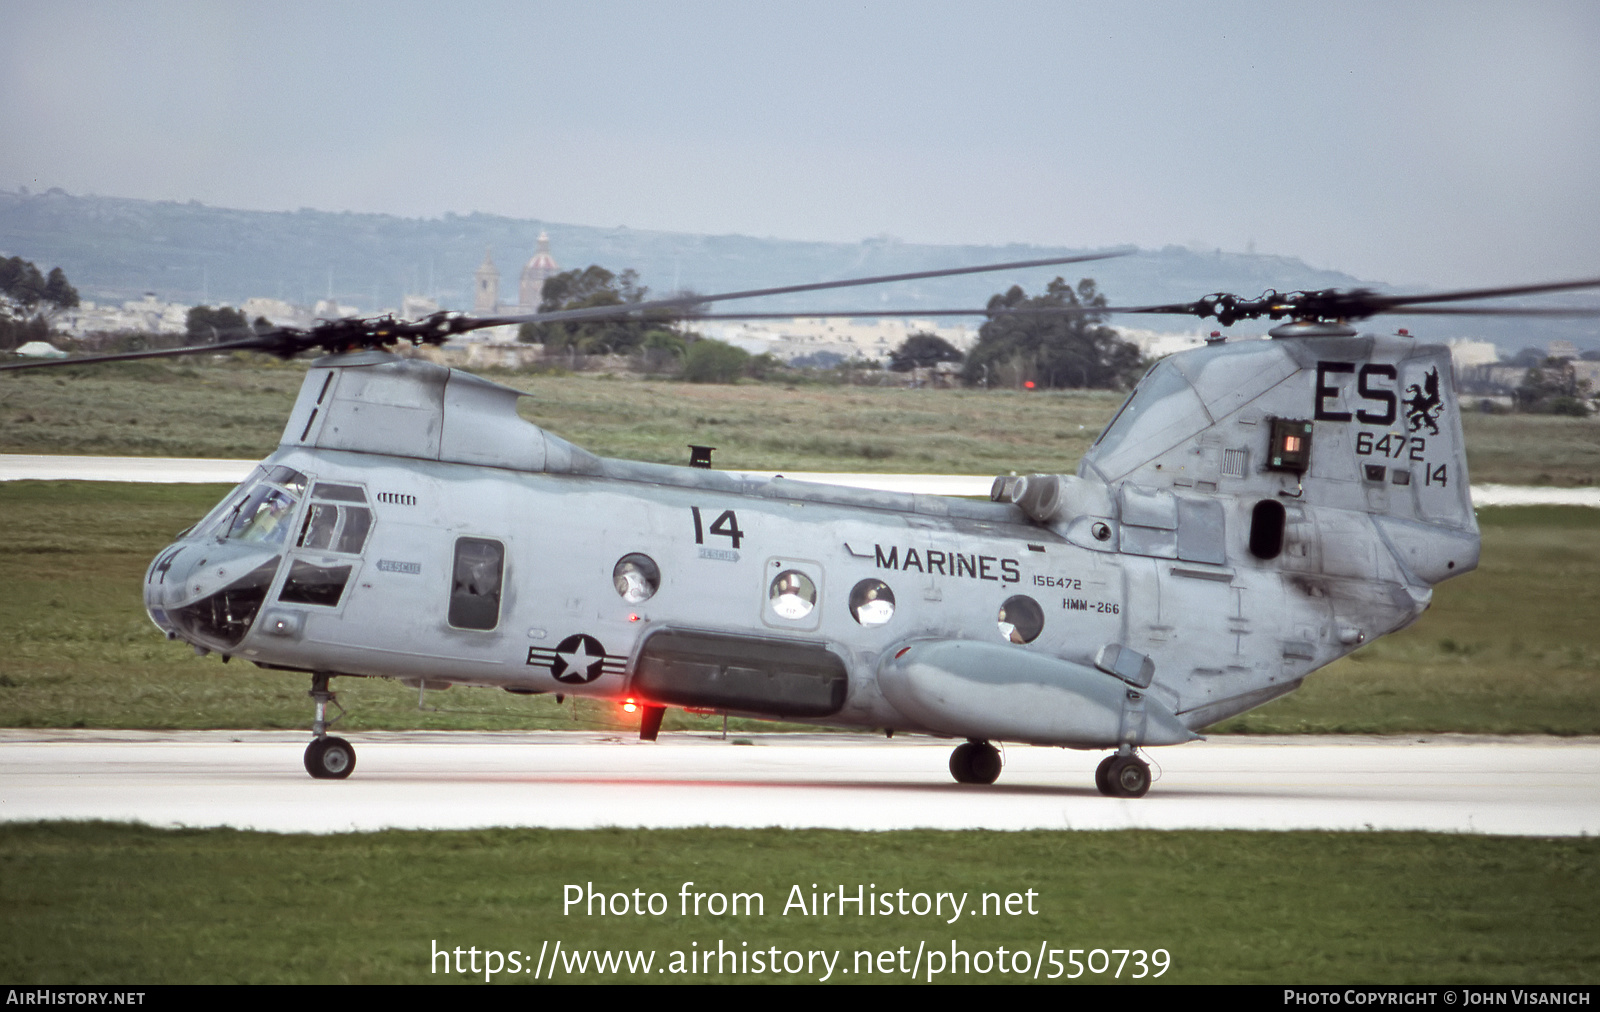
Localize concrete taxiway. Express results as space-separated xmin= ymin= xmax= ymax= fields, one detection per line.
xmin=2 ymin=730 xmax=1594 ymax=836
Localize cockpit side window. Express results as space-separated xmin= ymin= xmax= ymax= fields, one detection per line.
xmin=295 ymin=483 xmax=372 ymax=555
xmin=450 ymin=537 xmax=505 ymax=631
xmin=276 ymin=479 xmax=370 ymax=608
xmin=298 ymin=503 xmax=372 ymax=554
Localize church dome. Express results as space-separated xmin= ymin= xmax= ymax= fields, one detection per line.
xmin=518 ymin=232 xmax=559 ymax=311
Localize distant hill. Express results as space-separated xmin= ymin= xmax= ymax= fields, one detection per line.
xmin=1 ymin=188 xmax=1593 ymax=352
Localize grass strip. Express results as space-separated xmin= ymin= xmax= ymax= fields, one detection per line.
xmin=6 ymin=359 xmax=1600 ymax=484
xmin=0 ymin=822 xmax=1594 ymax=984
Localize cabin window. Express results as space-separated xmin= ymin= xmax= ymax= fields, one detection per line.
xmin=998 ymin=595 xmax=1044 ymax=644
xmin=1249 ymin=500 xmax=1286 ymax=560
xmin=848 ymin=579 xmax=896 ymax=626
xmin=769 ymin=570 xmax=817 ymax=620
xmin=450 ymin=537 xmax=505 ymax=630
xmin=613 ymin=553 xmax=660 ymax=603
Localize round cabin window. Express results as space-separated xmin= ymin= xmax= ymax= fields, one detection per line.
xmin=997 ymin=595 xmax=1045 ymax=644
xmin=848 ymin=579 xmax=896 ymax=626
xmin=769 ymin=570 xmax=817 ymax=620
xmin=612 ymin=553 xmax=661 ymax=603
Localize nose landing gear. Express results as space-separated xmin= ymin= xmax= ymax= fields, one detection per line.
xmin=305 ymin=735 xmax=356 ymax=778
xmin=949 ymin=739 xmax=1002 ymax=784
xmin=303 ymin=672 xmax=356 ymax=780
xmin=1095 ymin=749 xmax=1150 ymax=798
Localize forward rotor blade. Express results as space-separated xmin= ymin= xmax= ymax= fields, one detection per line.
xmin=468 ymin=250 xmax=1133 ymax=331
xmin=0 ymin=336 xmax=281 ymax=372
xmin=683 ymin=308 xmax=1123 ymax=320
xmin=679 ymin=303 xmax=1223 ymax=320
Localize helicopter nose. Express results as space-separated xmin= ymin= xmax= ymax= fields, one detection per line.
xmin=144 ymin=540 xmax=285 ymax=649
xmin=144 ymin=542 xmax=189 ymax=636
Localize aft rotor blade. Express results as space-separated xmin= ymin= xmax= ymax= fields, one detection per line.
xmin=1373 ymin=276 xmax=1600 ymax=310
xmin=1377 ymin=305 xmax=1600 ymax=317
xmin=469 ymin=250 xmax=1133 ymax=330
xmin=0 ymin=336 xmax=281 ymax=372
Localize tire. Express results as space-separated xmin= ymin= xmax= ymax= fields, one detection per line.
xmin=949 ymin=741 xmax=1001 ymax=785
xmin=1094 ymin=755 xmax=1117 ymax=796
xmin=305 ymin=736 xmax=357 ymax=780
xmin=967 ymin=743 xmax=1002 ymax=785
xmin=949 ymin=742 xmax=977 ymax=783
xmin=1107 ymin=755 xmax=1150 ymax=798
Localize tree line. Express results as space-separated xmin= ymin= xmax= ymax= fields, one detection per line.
xmin=0 ymin=256 xmax=78 ymax=351
xmin=518 ymin=264 xmax=1148 ymax=388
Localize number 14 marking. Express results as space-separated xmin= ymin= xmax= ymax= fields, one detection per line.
xmin=691 ymin=507 xmax=745 ymax=548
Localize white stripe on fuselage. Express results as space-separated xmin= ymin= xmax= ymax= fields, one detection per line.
xmin=1 ymin=454 xmax=1594 ymax=506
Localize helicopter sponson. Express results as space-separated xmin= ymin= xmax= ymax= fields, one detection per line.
xmin=137 ymin=325 xmax=1475 ymax=796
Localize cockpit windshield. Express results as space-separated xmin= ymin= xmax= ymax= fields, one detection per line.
xmin=227 ymin=486 xmax=297 ymax=545
xmin=201 ymin=466 xmax=310 ymax=546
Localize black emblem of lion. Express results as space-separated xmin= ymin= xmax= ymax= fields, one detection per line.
xmin=1405 ymin=367 xmax=1443 ymax=435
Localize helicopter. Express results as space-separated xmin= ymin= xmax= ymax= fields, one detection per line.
xmin=7 ymin=254 xmax=1600 ymax=796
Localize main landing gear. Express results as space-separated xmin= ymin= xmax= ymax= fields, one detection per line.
xmin=304 ymin=672 xmax=356 ymax=780
xmin=949 ymin=739 xmax=1002 ymax=784
xmin=1095 ymin=748 xmax=1150 ymax=798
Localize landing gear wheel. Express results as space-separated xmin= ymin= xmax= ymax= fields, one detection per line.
xmin=304 ymin=736 xmax=356 ymax=780
xmin=1094 ymin=755 xmax=1117 ymax=795
xmin=1102 ymin=754 xmax=1150 ymax=798
xmin=948 ymin=740 xmax=1002 ymax=785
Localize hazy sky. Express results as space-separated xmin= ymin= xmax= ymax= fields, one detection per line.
xmin=3 ymin=0 xmax=1598 ymax=289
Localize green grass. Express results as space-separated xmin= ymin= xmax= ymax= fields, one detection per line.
xmin=7 ymin=357 xmax=1600 ymax=482
xmin=0 ymin=358 xmax=1121 ymax=475
xmin=2 ymin=483 xmax=1598 ymax=735
xmin=1 ymin=823 xmax=1593 ymax=983
xmin=1461 ymin=410 xmax=1600 ymax=487
xmin=1215 ymin=506 xmax=1600 ymax=734
xmin=0 ymin=359 xmax=307 ymax=460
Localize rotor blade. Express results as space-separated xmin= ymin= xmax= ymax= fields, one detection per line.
xmin=465 ymin=249 xmax=1134 ymax=331
xmin=1372 ymin=276 xmax=1600 ymax=310
xmin=0 ymin=336 xmax=283 ymax=372
xmin=680 ymin=305 xmax=1164 ymax=320
xmin=1375 ymin=305 xmax=1600 ymax=317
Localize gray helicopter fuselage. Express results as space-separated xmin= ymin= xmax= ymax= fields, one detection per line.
xmin=143 ymin=334 xmax=1478 ymax=751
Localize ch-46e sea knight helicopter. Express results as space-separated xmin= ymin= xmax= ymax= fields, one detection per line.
xmin=8 ymin=255 xmax=1600 ymax=796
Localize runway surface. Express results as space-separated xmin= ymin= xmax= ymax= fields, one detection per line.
xmin=3 ymin=730 xmax=1595 ymax=836
xmin=2 ymin=454 xmax=1598 ymax=505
